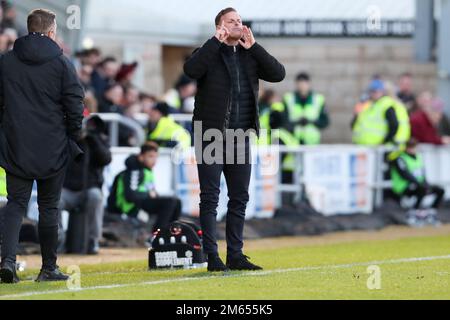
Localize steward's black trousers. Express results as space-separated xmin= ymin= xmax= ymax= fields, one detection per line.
xmin=403 ymin=184 xmax=445 ymax=209
xmin=1 ymin=170 xmax=65 ymax=269
xmin=195 ymin=134 xmax=252 ymax=257
xmin=139 ymin=196 xmax=182 ymax=232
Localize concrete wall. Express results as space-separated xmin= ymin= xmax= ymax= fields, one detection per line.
xmin=257 ymin=38 xmax=437 ymax=143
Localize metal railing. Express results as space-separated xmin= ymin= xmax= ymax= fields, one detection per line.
xmin=91 ymin=113 xmax=147 ymax=147
xmin=93 ymin=113 xmax=193 ymax=147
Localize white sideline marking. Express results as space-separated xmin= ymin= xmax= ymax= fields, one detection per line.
xmin=2 ymin=254 xmax=450 ymax=299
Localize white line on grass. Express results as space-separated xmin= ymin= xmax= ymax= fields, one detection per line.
xmin=2 ymin=254 xmax=450 ymax=299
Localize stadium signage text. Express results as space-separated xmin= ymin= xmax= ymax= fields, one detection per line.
xmin=244 ymin=20 xmax=414 ymax=37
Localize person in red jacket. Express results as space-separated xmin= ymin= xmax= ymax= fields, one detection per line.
xmin=410 ymin=92 xmax=450 ymax=145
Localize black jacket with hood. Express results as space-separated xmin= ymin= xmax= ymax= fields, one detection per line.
xmin=0 ymin=33 xmax=84 ymax=179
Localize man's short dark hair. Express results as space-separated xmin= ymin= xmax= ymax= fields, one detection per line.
xmin=141 ymin=142 xmax=159 ymax=154
xmin=215 ymin=7 xmax=237 ymax=26
xmin=99 ymin=56 xmax=117 ymax=68
xmin=27 ymin=9 xmax=56 ymax=34
xmin=296 ymin=72 xmax=310 ymax=82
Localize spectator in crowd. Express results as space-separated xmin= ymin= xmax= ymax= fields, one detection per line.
xmin=435 ymin=98 xmax=450 ymax=137
xmin=76 ymin=63 xmax=98 ymax=115
xmin=139 ymin=92 xmax=157 ymax=114
xmin=99 ymin=82 xmax=125 ymax=114
xmin=2 ymin=27 xmax=17 ymax=48
xmin=83 ymin=90 xmax=98 ymax=115
xmin=1 ymin=1 xmax=27 ymax=37
xmin=259 ymin=89 xmax=278 ymax=114
xmin=397 ymin=72 xmax=416 ymax=113
xmin=77 ymin=63 xmax=95 ymax=92
xmin=98 ymin=83 xmax=136 ymax=146
xmin=107 ymin=142 xmax=181 ymax=232
xmin=122 ymin=85 xmax=142 ymax=118
xmin=352 ymin=79 xmax=410 ymax=147
xmin=283 ymin=72 xmax=329 ymax=145
xmin=0 ymin=32 xmax=10 ymax=52
xmin=115 ymin=62 xmax=138 ymax=87
xmin=390 ymin=138 xmax=444 ymax=226
xmin=258 ymin=90 xmax=298 ymax=202
xmin=438 ymin=118 xmax=450 ymax=137
xmin=164 ymin=74 xmax=197 ymax=114
xmin=146 ymin=102 xmax=191 ymax=149
xmin=76 ymin=48 xmax=102 ymax=67
xmin=410 ymin=91 xmax=450 ymax=145
xmin=91 ymin=56 xmax=120 ymax=101
xmin=59 ymin=116 xmax=112 ymax=254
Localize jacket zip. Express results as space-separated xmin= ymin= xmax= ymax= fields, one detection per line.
xmin=234 ymin=46 xmax=240 ymax=127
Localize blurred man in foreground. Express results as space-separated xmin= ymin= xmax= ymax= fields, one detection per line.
xmin=0 ymin=9 xmax=84 ymax=283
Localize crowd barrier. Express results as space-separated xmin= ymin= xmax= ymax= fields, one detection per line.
xmin=23 ymin=109 xmax=450 ymax=219
xmin=96 ymin=143 xmax=450 ymax=220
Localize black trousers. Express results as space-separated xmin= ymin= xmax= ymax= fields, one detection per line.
xmin=403 ymin=184 xmax=445 ymax=209
xmin=139 ymin=196 xmax=182 ymax=232
xmin=0 ymin=170 xmax=65 ymax=269
xmin=196 ymin=135 xmax=251 ymax=257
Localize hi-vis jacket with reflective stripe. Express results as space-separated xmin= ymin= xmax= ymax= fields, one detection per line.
xmin=283 ymin=92 xmax=326 ymax=145
xmin=352 ymin=96 xmax=410 ymax=146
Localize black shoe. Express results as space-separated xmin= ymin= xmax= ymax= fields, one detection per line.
xmin=0 ymin=263 xmax=20 ymax=284
xmin=35 ymin=267 xmax=69 ymax=282
xmin=207 ymin=254 xmax=230 ymax=272
xmin=226 ymin=254 xmax=263 ymax=271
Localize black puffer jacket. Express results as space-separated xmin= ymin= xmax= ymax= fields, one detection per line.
xmin=63 ymin=132 xmax=112 ymax=192
xmin=184 ymin=37 xmax=285 ymax=136
xmin=0 ymin=33 xmax=84 ymax=179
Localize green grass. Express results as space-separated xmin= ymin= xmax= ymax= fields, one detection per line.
xmin=1 ymin=234 xmax=450 ymax=300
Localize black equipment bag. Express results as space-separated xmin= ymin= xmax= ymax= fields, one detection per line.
xmin=65 ymin=208 xmax=90 ymax=254
xmin=148 ymin=220 xmax=206 ymax=269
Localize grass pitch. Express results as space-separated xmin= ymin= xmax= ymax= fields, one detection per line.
xmin=1 ymin=226 xmax=449 ymax=300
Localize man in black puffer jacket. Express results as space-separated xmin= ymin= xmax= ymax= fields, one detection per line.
xmin=184 ymin=7 xmax=285 ymax=272
xmin=0 ymin=9 xmax=84 ymax=283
